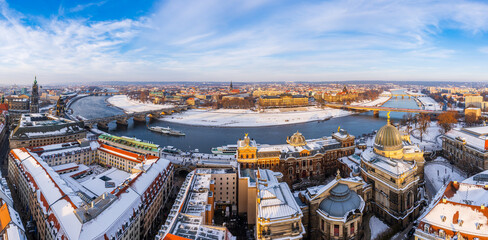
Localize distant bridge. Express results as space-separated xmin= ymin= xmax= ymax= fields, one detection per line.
xmin=325 ymin=103 xmax=444 ymax=117
xmin=380 ymin=92 xmax=426 ymax=99
xmin=82 ymin=106 xmax=189 ymax=130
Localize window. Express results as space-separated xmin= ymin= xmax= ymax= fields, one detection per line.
xmin=334 ymin=225 xmax=339 ymax=236
xmin=350 ymin=222 xmax=354 ymax=234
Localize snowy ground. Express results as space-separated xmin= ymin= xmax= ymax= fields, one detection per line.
xmin=418 ymin=97 xmax=442 ymax=111
xmin=424 ymin=159 xmax=466 ymax=192
xmin=408 ymin=123 xmax=443 ymax=152
xmin=160 ymin=97 xmax=390 ymax=127
xmin=369 ymin=216 xmax=389 ymax=240
xmin=107 ymin=95 xmax=174 ymax=113
xmin=160 ymin=107 xmax=352 ymax=127
xmin=351 ymin=96 xmax=391 ymax=106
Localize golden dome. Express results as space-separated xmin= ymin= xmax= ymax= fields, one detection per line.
xmin=374 ymin=120 xmax=403 ymax=151
xmin=287 ymin=131 xmax=307 ymax=146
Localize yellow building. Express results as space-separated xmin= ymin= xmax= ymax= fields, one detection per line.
xmin=259 ymin=94 xmax=308 ymax=108
xmin=465 ymin=107 xmax=481 ymax=121
xmin=323 ymin=86 xmax=359 ymax=103
xmin=360 ymin=114 xmax=425 ymax=227
xmin=237 ymin=130 xmax=355 ymax=185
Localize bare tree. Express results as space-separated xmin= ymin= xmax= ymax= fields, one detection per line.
xmin=417 ymin=113 xmax=431 ymax=142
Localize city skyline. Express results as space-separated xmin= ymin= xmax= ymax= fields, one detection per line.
xmin=1 ymin=0 xmax=488 ymax=84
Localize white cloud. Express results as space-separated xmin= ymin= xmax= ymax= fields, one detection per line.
xmin=479 ymin=46 xmax=488 ymax=54
xmin=1 ymin=0 xmax=488 ymax=83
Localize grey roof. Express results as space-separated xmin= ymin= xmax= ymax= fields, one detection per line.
xmin=318 ymin=183 xmax=362 ymax=218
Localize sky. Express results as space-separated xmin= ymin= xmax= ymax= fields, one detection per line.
xmin=1 ymin=0 xmax=488 ymax=84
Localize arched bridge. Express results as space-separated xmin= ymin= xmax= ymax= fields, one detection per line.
xmin=82 ymin=106 xmax=189 ymax=130
xmin=380 ymin=92 xmax=425 ymax=99
xmin=325 ymin=103 xmax=446 ymax=117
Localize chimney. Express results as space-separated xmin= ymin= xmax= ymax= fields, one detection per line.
xmin=485 ymin=137 xmax=488 ymax=151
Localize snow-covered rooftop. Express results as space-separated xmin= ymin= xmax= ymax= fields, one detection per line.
xmin=157 ymin=170 xmax=231 ymax=240
xmin=361 ymin=148 xmax=416 ymax=176
xmin=444 ymin=126 xmax=488 ymax=152
xmin=10 ymin=148 xmax=172 ymax=240
xmin=11 ymin=113 xmax=85 ymax=140
xmin=418 ymin=180 xmax=488 ymax=238
xmin=257 ymin=169 xmax=303 ymax=221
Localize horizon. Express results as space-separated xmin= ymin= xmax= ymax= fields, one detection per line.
xmin=1 ymin=0 xmax=488 ymax=84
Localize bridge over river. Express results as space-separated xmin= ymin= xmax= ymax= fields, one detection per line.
xmin=81 ymin=106 xmax=189 ymax=130
xmin=325 ymin=103 xmax=447 ymax=117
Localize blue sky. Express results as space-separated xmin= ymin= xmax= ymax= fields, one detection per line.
xmin=1 ymin=0 xmax=488 ymax=84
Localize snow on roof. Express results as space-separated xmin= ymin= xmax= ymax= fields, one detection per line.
xmin=257 ymin=169 xmax=302 ymax=221
xmin=418 ymin=181 xmax=488 ymax=238
xmin=99 ymin=143 xmax=158 ymax=163
xmin=157 ymin=170 xmax=230 ymax=240
xmin=361 ymin=148 xmax=415 ymax=176
xmin=421 ymin=202 xmax=488 ymax=237
xmin=79 ymin=168 xmax=130 ymax=196
xmin=11 ymin=148 xmax=83 ymax=239
xmin=463 ymin=170 xmax=488 ymax=185
xmin=242 ymin=136 xmax=342 ymax=157
xmin=445 ymin=127 xmax=488 ymax=152
xmin=52 ymin=163 xmax=79 ymax=172
xmin=11 ymin=148 xmax=172 ymax=240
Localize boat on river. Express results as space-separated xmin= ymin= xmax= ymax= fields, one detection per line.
xmin=148 ymin=126 xmax=185 ymax=136
xmin=211 ymin=144 xmax=238 ymax=155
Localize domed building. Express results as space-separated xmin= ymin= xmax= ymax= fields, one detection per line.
xmin=360 ymin=114 xmax=425 ymax=227
xmin=237 ymin=129 xmax=356 ymax=185
xmin=294 ymin=173 xmax=370 ymax=240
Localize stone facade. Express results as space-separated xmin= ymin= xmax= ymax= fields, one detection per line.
xmin=237 ymin=130 xmax=355 ymax=186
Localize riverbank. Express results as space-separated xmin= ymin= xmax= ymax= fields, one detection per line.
xmin=160 ymin=107 xmax=350 ymax=127
xmin=107 ymin=95 xmax=174 ymax=113
xmin=160 ymin=96 xmax=390 ymax=127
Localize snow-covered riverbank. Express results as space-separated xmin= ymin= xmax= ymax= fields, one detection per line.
xmin=161 ymin=96 xmax=391 ymax=127
xmin=161 ymin=107 xmax=352 ymax=127
xmin=107 ymin=95 xmax=174 ymax=113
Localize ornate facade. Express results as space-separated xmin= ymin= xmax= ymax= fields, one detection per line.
xmin=443 ymin=126 xmax=488 ymax=172
xmin=295 ymin=175 xmax=371 ymax=240
xmin=360 ymin=116 xmax=425 ymax=227
xmin=237 ymin=130 xmax=355 ymax=185
xmin=258 ymin=94 xmax=309 ymax=108
xmin=322 ymin=86 xmax=358 ymax=103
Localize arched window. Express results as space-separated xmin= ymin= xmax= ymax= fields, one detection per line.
xmin=407 ymin=192 xmax=412 ymax=209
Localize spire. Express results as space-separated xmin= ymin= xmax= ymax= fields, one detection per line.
xmin=34 ymin=76 xmax=37 ymax=85
xmin=387 ymin=111 xmax=391 ymax=125
xmin=230 ymin=80 xmax=233 ymax=90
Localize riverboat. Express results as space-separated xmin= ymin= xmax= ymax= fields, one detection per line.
xmin=211 ymin=144 xmax=238 ymax=155
xmin=148 ymin=126 xmax=185 ymax=136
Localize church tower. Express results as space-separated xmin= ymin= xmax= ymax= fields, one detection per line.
xmin=30 ymin=76 xmax=39 ymax=113
xmin=55 ymin=97 xmax=66 ymax=116
xmin=230 ymin=81 xmax=233 ymax=90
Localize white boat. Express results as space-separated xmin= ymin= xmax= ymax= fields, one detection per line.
xmin=168 ymin=129 xmax=185 ymax=136
xmin=148 ymin=126 xmax=171 ymax=134
xmin=211 ymin=144 xmax=238 ymax=155
xmin=148 ymin=126 xmax=185 ymax=136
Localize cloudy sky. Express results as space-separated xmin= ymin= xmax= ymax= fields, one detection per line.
xmin=1 ymin=0 xmax=488 ymax=84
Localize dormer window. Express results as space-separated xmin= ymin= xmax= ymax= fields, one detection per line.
xmin=458 ymin=220 xmax=464 ymax=226
xmin=476 ymin=222 xmax=482 ymax=230
xmin=440 ymin=215 xmax=446 ymax=222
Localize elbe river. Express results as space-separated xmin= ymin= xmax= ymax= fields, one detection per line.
xmin=70 ymin=90 xmax=419 ymax=153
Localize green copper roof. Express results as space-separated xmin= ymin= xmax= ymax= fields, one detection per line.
xmin=99 ymin=134 xmax=159 ymax=152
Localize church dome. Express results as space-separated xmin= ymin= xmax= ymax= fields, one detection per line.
xmin=374 ymin=120 xmax=403 ymax=151
xmin=287 ymin=131 xmax=306 ymax=146
xmin=319 ymin=183 xmax=362 ymax=218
